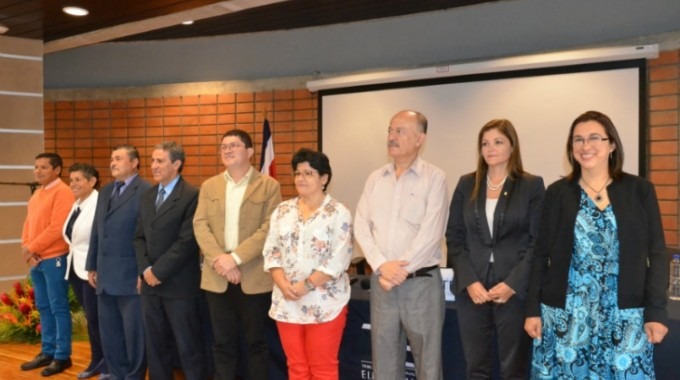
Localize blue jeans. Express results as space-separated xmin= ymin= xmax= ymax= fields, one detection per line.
xmin=31 ymin=254 xmax=72 ymax=360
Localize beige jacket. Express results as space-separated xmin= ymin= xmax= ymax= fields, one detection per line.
xmin=194 ymin=169 xmax=281 ymax=294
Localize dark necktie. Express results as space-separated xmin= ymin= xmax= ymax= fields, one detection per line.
xmin=65 ymin=207 xmax=81 ymax=241
xmin=109 ymin=181 xmax=124 ymax=210
xmin=155 ymin=188 xmax=166 ymax=211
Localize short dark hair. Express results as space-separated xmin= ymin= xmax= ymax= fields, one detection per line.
xmin=222 ymin=129 xmax=253 ymax=148
xmin=154 ymin=141 xmax=185 ymax=173
xmin=35 ymin=153 xmax=63 ymax=172
xmin=113 ymin=144 xmax=141 ymax=170
xmin=566 ymin=110 xmax=624 ymax=181
xmin=292 ymin=148 xmax=333 ymax=192
xmin=69 ymin=162 xmax=100 ymax=189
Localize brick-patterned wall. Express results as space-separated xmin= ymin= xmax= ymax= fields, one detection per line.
xmin=44 ymin=88 xmax=318 ymax=199
xmin=649 ymin=50 xmax=680 ymax=247
xmin=44 ymin=49 xmax=680 ymax=246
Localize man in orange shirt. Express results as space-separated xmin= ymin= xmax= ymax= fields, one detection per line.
xmin=20 ymin=153 xmax=74 ymax=377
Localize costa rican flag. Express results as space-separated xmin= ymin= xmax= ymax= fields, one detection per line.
xmin=260 ymin=119 xmax=276 ymax=178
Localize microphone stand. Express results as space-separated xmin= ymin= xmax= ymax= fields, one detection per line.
xmin=0 ymin=181 xmax=39 ymax=194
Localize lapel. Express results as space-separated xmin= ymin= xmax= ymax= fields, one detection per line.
xmin=241 ymin=170 xmax=262 ymax=204
xmin=153 ymin=177 xmax=183 ymax=219
xmin=474 ymin=175 xmax=517 ymax=246
xmin=107 ymin=175 xmax=139 ymax=215
xmin=474 ymin=181 xmax=493 ymax=246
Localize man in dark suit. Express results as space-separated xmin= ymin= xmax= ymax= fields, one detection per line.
xmin=86 ymin=145 xmax=150 ymax=380
xmin=134 ymin=141 xmax=207 ymax=380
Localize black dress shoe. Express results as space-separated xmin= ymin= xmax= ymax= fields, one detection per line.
xmin=77 ymin=358 xmax=106 ymax=379
xmin=20 ymin=352 xmax=54 ymax=371
xmin=40 ymin=358 xmax=72 ymax=377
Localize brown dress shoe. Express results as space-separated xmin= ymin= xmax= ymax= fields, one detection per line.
xmin=20 ymin=352 xmax=53 ymax=371
xmin=41 ymin=358 xmax=72 ymax=377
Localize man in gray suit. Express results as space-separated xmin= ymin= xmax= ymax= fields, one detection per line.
xmin=86 ymin=145 xmax=150 ymax=380
xmin=134 ymin=141 xmax=207 ymax=380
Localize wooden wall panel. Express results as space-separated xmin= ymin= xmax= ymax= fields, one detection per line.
xmin=0 ymin=36 xmax=43 ymax=288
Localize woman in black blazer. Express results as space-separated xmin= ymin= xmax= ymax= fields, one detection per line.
xmin=525 ymin=111 xmax=669 ymax=379
xmin=447 ymin=119 xmax=545 ymax=379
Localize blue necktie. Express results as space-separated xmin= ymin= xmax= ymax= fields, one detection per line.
xmin=109 ymin=181 xmax=124 ymax=210
xmin=155 ymin=188 xmax=166 ymax=211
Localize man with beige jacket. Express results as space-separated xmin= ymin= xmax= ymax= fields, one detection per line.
xmin=193 ymin=129 xmax=281 ymax=380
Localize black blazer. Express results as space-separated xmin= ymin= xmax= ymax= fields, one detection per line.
xmin=446 ymin=172 xmax=545 ymax=299
xmin=526 ymin=173 xmax=668 ymax=325
xmin=134 ymin=176 xmax=201 ymax=298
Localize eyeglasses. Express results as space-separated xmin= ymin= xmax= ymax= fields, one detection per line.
xmin=572 ymin=135 xmax=609 ymax=147
xmin=294 ymin=169 xmax=318 ymax=178
xmin=219 ymin=142 xmax=245 ymax=151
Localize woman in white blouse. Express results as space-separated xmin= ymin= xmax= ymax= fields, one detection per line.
xmin=263 ymin=148 xmax=353 ymax=380
xmin=62 ymin=163 xmax=108 ymax=379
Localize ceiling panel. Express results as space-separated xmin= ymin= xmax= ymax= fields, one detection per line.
xmin=0 ymin=0 xmax=493 ymax=44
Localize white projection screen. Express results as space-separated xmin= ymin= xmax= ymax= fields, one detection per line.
xmin=320 ymin=61 xmax=645 ymax=221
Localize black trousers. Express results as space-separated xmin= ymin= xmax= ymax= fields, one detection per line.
xmin=68 ymin=269 xmax=106 ymax=370
xmin=205 ymin=284 xmax=272 ymax=380
xmin=456 ymin=263 xmax=530 ymax=380
xmin=141 ymin=294 xmax=208 ymax=380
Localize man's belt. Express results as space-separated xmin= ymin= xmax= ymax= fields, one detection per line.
xmin=405 ymin=264 xmax=439 ymax=279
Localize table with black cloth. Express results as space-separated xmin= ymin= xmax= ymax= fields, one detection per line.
xmin=338 ymin=275 xmax=680 ymax=380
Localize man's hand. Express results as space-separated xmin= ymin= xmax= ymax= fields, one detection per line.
xmin=378 ymin=275 xmax=396 ymax=291
xmin=466 ymin=281 xmax=491 ymax=304
xmin=21 ymin=246 xmax=32 ymax=262
xmin=378 ymin=261 xmax=409 ymax=287
xmin=213 ymin=254 xmax=238 ymax=277
xmin=488 ymin=282 xmax=515 ymax=304
xmin=88 ymin=271 xmax=97 ymax=288
xmin=143 ymin=267 xmax=162 ymax=287
xmin=225 ymin=267 xmax=242 ymax=285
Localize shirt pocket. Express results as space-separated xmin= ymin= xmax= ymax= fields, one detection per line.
xmin=402 ymin=192 xmax=427 ymax=226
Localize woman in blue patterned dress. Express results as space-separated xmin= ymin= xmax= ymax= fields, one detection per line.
xmin=525 ymin=111 xmax=669 ymax=379
xmin=263 ymin=148 xmax=353 ymax=380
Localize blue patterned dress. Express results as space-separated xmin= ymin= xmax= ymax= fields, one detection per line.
xmin=531 ymin=190 xmax=655 ymax=379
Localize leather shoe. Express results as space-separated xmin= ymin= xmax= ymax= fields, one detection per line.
xmin=20 ymin=352 xmax=53 ymax=371
xmin=41 ymin=358 xmax=72 ymax=377
xmin=77 ymin=359 xmax=106 ymax=379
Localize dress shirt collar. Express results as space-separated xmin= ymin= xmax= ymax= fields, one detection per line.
xmin=115 ymin=173 xmax=138 ymax=194
xmin=224 ymin=166 xmax=254 ymax=185
xmin=43 ymin=177 xmax=63 ymax=190
xmin=381 ymin=156 xmax=424 ymax=178
xmin=159 ymin=175 xmax=181 ymax=197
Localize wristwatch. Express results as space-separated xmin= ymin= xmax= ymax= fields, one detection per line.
xmin=304 ymin=278 xmax=316 ymax=292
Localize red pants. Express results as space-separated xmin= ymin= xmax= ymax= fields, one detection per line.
xmin=276 ymin=306 xmax=348 ymax=380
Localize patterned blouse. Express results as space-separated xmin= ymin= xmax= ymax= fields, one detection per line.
xmin=263 ymin=194 xmax=353 ymax=324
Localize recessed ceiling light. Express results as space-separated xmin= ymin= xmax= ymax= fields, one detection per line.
xmin=181 ymin=20 xmax=194 ymax=25
xmin=63 ymin=6 xmax=89 ymax=16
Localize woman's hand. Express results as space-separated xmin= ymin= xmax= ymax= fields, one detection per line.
xmin=524 ymin=317 xmax=542 ymax=340
xmin=466 ymin=281 xmax=491 ymax=304
xmin=271 ymin=268 xmax=301 ymax=301
xmin=644 ymin=322 xmax=668 ymax=344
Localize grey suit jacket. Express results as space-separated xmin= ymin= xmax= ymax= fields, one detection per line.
xmin=134 ymin=176 xmax=201 ymax=298
xmin=446 ymin=172 xmax=545 ymax=299
xmin=86 ymin=174 xmax=152 ymax=296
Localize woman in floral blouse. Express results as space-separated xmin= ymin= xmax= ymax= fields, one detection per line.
xmin=263 ymin=148 xmax=353 ymax=380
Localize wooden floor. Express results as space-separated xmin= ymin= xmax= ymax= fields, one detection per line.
xmin=0 ymin=341 xmax=196 ymax=379
xmin=0 ymin=341 xmax=92 ymax=380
